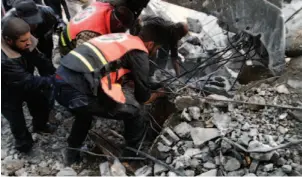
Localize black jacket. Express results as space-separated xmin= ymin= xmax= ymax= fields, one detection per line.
xmin=2 ymin=5 xmax=60 ymax=41
xmin=1 ymin=36 xmax=55 ymax=104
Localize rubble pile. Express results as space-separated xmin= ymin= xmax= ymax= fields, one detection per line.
xmin=1 ymin=103 xmax=124 ymax=176
xmin=141 ymin=82 xmax=302 ymax=176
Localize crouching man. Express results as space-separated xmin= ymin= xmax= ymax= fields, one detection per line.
xmin=54 ymin=16 xmax=172 ymax=165
xmin=1 ymin=17 xmax=56 ymax=153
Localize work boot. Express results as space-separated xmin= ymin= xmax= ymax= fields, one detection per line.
xmin=33 ymin=123 xmax=57 ymax=134
xmin=61 ymin=148 xmax=81 ymax=166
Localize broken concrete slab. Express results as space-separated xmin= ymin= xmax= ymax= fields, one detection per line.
xmin=165 ymin=0 xmax=286 ymax=75
xmin=190 ymin=128 xmax=220 ymax=146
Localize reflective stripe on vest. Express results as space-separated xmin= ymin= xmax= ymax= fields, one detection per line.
xmin=68 ymin=2 xmax=112 ymax=41
xmin=70 ymin=33 xmax=148 ymax=103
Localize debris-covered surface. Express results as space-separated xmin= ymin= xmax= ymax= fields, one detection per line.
xmin=2 ymin=0 xmax=302 ymax=176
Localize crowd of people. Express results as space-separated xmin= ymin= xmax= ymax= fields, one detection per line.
xmin=1 ymin=0 xmax=188 ymax=165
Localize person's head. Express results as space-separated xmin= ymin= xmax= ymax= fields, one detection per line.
xmin=2 ymin=17 xmax=32 ymax=52
xmin=110 ymin=6 xmax=134 ymax=33
xmin=138 ymin=16 xmax=172 ymax=56
xmin=171 ymin=22 xmax=189 ymax=41
xmin=14 ymin=0 xmax=43 ymax=31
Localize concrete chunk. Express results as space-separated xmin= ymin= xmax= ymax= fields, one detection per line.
xmin=135 ymin=165 xmax=152 ymax=176
xmin=173 ymin=122 xmax=192 ymax=138
xmin=190 ymin=128 xmax=220 ymax=146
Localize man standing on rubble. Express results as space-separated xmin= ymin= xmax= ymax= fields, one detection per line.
xmin=1 ymin=17 xmax=56 ymax=153
xmin=2 ymin=0 xmax=65 ymax=59
xmin=54 ymin=16 xmax=172 ymax=165
xmin=58 ymin=1 xmax=135 ymax=56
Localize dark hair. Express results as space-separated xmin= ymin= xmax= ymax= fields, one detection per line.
xmin=171 ymin=22 xmax=188 ymax=41
xmin=2 ymin=17 xmax=30 ymax=40
xmin=113 ymin=6 xmax=134 ymax=28
xmin=138 ymin=16 xmax=172 ymax=45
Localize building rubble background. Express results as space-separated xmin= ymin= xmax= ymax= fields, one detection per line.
xmin=1 ymin=0 xmax=302 ymax=176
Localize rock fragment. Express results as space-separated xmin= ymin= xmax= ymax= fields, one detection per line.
xmin=278 ymin=126 xmax=288 ymax=134
xmin=15 ymin=168 xmax=27 ymax=176
xmin=99 ymin=162 xmax=111 ymax=176
xmin=264 ymin=163 xmax=274 ymax=172
xmin=247 ymin=95 xmax=266 ymax=111
xmin=185 ymin=170 xmax=195 ymax=176
xmin=238 ymin=133 xmax=251 ymax=146
xmin=224 ymin=157 xmax=241 ymax=172
xmin=173 ymin=122 xmax=192 ymax=138
xmin=135 ymin=165 xmax=152 ymax=176
xmin=154 ymin=163 xmax=168 ymax=175
xmin=110 ymin=158 xmax=126 ymax=176
xmin=227 ymin=169 xmax=246 ymax=176
xmin=181 ymin=108 xmax=191 ymax=121
xmin=2 ymin=159 xmax=24 ymax=174
xmin=242 ymin=123 xmax=251 ymax=130
xmin=174 ymin=96 xmax=200 ymax=110
xmin=157 ymin=142 xmax=171 ymax=152
xmin=203 ymin=162 xmax=216 ymax=169
xmin=275 ymin=85 xmax=290 ymax=94
xmin=196 ymin=169 xmax=217 ymax=176
xmin=243 ymin=173 xmax=257 ymax=177
xmin=190 ymin=128 xmax=220 ymax=146
xmin=187 ymin=17 xmax=202 ymax=33
xmin=188 ymin=106 xmax=201 ymax=120
xmin=276 ymin=157 xmax=287 ymax=166
xmin=282 ymin=165 xmax=292 ymax=173
xmin=1 ymin=149 xmax=8 ymax=160
xmin=184 ymin=148 xmax=202 ymax=158
xmin=56 ymin=167 xmax=77 ymax=176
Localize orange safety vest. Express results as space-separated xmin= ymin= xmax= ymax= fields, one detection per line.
xmin=68 ymin=1 xmax=113 ymax=40
xmin=61 ymin=33 xmax=148 ymax=104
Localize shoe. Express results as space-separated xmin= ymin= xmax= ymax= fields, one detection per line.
xmin=15 ymin=138 xmax=34 ymax=153
xmin=61 ymin=148 xmax=81 ymax=166
xmin=33 ymin=123 xmax=57 ymax=134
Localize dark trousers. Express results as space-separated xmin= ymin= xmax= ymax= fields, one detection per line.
xmin=1 ymin=91 xmax=51 ymax=149
xmin=54 ymin=78 xmax=146 ymax=148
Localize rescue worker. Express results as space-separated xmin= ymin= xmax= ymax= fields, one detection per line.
xmin=54 ymin=16 xmax=172 ymax=165
xmin=157 ymin=22 xmax=189 ymax=76
xmin=1 ymin=17 xmax=56 ymax=153
xmin=59 ymin=1 xmax=134 ymax=56
xmin=2 ymin=0 xmax=65 ymax=59
xmin=131 ymin=16 xmax=189 ymax=76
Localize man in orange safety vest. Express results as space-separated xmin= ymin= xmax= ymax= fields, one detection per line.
xmin=59 ymin=1 xmax=135 ymax=55
xmin=54 ymin=16 xmax=173 ymax=165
